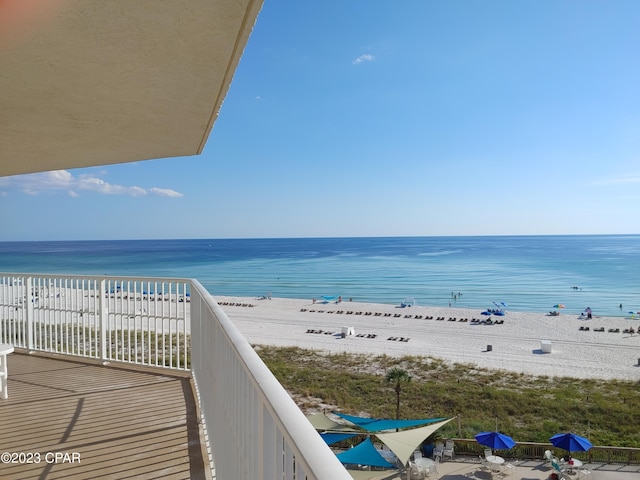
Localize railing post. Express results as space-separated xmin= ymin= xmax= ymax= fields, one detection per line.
xmin=25 ymin=276 xmax=34 ymax=351
xmin=99 ymin=278 xmax=108 ymax=362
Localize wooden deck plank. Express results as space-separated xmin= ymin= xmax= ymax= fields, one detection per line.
xmin=0 ymin=353 xmax=208 ymax=480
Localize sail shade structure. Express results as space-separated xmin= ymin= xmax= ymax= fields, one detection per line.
xmin=307 ymin=412 xmax=360 ymax=432
xmin=320 ymin=432 xmax=361 ymax=446
xmin=336 ymin=438 xmax=396 ymax=468
xmin=375 ymin=418 xmax=455 ymax=466
xmin=334 ymin=412 xmax=446 ymax=432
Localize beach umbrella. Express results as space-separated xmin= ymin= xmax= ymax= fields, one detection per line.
xmin=549 ymin=433 xmax=592 ymax=452
xmin=553 ymin=304 xmax=566 ymax=309
xmin=475 ymin=431 xmax=516 ymax=450
xmin=584 ymin=307 xmax=592 ymax=313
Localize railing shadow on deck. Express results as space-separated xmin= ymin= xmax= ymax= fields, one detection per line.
xmin=0 ymin=352 xmax=208 ymax=479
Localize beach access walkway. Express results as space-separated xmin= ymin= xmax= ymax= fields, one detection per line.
xmin=0 ymin=352 xmax=209 ymax=480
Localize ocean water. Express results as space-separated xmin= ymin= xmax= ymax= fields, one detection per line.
xmin=0 ymin=235 xmax=638 ymax=317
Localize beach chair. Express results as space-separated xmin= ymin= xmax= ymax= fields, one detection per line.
xmin=477 ymin=455 xmax=490 ymax=473
xmin=499 ymin=462 xmax=515 ymax=477
xmin=543 ymin=449 xmax=554 ymax=466
xmin=426 ymin=456 xmax=440 ymax=477
xmin=409 ymin=461 xmax=423 ymax=479
xmin=442 ymin=440 xmax=454 ymax=460
xmin=551 ymin=459 xmax=569 ymax=480
xmin=433 ymin=442 xmax=444 ymax=460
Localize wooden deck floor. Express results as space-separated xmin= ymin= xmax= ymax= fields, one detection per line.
xmin=0 ymin=352 xmax=209 ymax=480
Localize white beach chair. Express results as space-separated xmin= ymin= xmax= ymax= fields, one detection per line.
xmin=543 ymin=449 xmax=554 ymax=466
xmin=484 ymin=448 xmax=493 ymax=458
xmin=426 ymin=456 xmax=440 ymax=477
xmin=409 ymin=461 xmax=423 ymax=479
xmin=478 ymin=455 xmax=490 ymax=472
xmin=551 ymin=459 xmax=570 ymax=480
xmin=433 ymin=442 xmax=444 ymax=460
xmin=442 ymin=440 xmax=454 ymax=460
xmin=499 ymin=462 xmax=515 ymax=477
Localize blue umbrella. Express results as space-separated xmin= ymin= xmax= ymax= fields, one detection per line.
xmin=475 ymin=431 xmax=517 ymax=450
xmin=550 ymin=433 xmax=592 ymax=452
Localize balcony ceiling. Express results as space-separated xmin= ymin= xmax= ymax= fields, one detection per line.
xmin=0 ymin=0 xmax=263 ymax=177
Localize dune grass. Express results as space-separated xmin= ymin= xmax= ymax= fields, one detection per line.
xmin=254 ymin=345 xmax=640 ymax=447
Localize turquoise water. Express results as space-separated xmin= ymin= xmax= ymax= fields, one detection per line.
xmin=0 ymin=235 xmax=638 ymax=317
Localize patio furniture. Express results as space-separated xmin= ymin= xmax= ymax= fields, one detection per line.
xmin=426 ymin=456 xmax=440 ymax=477
xmin=543 ymin=449 xmax=555 ymax=466
xmin=409 ymin=461 xmax=423 ymax=479
xmin=499 ymin=462 xmax=515 ymax=477
xmin=442 ymin=440 xmax=454 ymax=461
xmin=478 ymin=455 xmax=490 ymax=472
xmin=432 ymin=442 xmax=444 ymax=460
xmin=551 ymin=459 xmax=570 ymax=480
xmin=486 ymin=455 xmax=505 ymax=472
xmin=562 ymin=457 xmax=583 ymax=474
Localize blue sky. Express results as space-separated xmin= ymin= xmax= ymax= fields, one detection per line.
xmin=2 ymin=1 xmax=640 ymax=240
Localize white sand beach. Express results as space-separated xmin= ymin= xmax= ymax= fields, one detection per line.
xmin=217 ymin=296 xmax=640 ymax=381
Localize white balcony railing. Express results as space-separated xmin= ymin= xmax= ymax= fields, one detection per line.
xmin=0 ymin=274 xmax=190 ymax=368
xmin=0 ymin=274 xmax=350 ymax=480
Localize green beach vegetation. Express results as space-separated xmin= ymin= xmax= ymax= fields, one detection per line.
xmin=255 ymin=346 xmax=640 ymax=448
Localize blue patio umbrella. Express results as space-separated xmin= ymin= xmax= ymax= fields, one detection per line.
xmin=475 ymin=431 xmax=516 ymax=450
xmin=550 ymin=433 xmax=592 ymax=452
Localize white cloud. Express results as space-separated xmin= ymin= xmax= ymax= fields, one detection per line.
xmin=353 ymin=54 xmax=375 ymax=65
xmin=592 ymin=174 xmax=640 ymax=186
xmin=0 ymin=170 xmax=184 ymax=198
xmin=149 ymin=187 xmax=184 ymax=198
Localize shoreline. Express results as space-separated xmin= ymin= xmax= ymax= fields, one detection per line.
xmin=216 ymin=295 xmax=640 ymax=381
